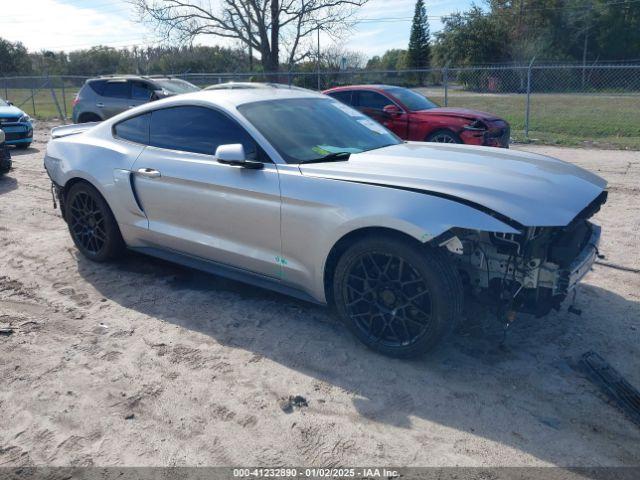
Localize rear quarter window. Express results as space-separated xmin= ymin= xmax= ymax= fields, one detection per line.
xmin=327 ymin=91 xmax=353 ymax=105
xmin=87 ymin=80 xmax=107 ymax=95
xmin=113 ymin=113 xmax=150 ymax=144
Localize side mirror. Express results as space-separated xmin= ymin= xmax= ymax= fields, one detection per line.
xmin=383 ymin=104 xmax=402 ymax=117
xmin=7 ymin=101 xmax=13 ymax=106
xmin=215 ymin=144 xmax=263 ymax=169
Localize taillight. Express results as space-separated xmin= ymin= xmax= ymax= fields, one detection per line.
xmin=72 ymin=94 xmax=80 ymax=107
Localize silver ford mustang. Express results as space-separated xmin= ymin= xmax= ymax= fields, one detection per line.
xmin=44 ymin=87 xmax=607 ymax=357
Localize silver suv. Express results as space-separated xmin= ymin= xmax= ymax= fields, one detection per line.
xmin=72 ymin=76 xmax=200 ymax=123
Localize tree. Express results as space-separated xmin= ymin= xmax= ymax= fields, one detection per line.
xmin=0 ymin=38 xmax=32 ymax=76
xmin=407 ymin=0 xmax=430 ymax=69
xmin=132 ymin=0 xmax=369 ymax=72
xmin=432 ymin=7 xmax=509 ymax=66
xmin=366 ymin=49 xmax=407 ymax=70
xmin=433 ymin=0 xmax=640 ymax=66
xmin=321 ymin=44 xmax=366 ymax=70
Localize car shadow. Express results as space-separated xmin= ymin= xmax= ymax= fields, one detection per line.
xmin=75 ymin=251 xmax=640 ymax=467
xmin=0 ymin=174 xmax=18 ymax=195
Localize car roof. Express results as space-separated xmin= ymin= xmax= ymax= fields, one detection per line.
xmin=205 ymin=82 xmax=309 ymax=92
xmin=323 ymin=84 xmax=395 ymax=93
xmin=183 ymin=87 xmax=326 ymax=106
xmin=87 ymin=75 xmax=176 ymax=83
xmin=104 ymin=87 xmax=328 ymax=118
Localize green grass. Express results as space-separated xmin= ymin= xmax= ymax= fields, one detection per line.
xmin=428 ymin=93 xmax=640 ymax=150
xmin=2 ymin=87 xmax=75 ymax=120
xmin=3 ymin=86 xmax=640 ymax=150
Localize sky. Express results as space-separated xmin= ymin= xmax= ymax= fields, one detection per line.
xmin=0 ymin=0 xmax=475 ymax=59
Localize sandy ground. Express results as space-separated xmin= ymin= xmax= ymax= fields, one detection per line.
xmin=0 ymin=124 xmax=639 ymax=468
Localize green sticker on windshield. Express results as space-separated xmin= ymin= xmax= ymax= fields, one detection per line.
xmin=312 ymin=146 xmax=330 ymax=155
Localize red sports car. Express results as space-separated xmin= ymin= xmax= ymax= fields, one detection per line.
xmin=323 ymin=85 xmax=510 ymax=148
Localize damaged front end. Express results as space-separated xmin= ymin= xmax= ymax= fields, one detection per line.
xmin=441 ymin=191 xmax=607 ymax=317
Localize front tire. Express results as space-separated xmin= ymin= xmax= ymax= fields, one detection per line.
xmin=65 ymin=182 xmax=125 ymax=262
xmin=15 ymin=143 xmax=31 ymax=150
xmin=426 ymin=130 xmax=461 ymax=144
xmin=333 ymin=236 xmax=463 ymax=358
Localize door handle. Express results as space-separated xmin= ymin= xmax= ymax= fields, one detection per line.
xmin=136 ymin=168 xmax=161 ymax=178
xmin=96 ymin=102 xmax=104 ymax=107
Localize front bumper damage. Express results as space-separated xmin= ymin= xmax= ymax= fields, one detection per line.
xmin=544 ymin=224 xmax=601 ymax=296
xmin=446 ymin=191 xmax=607 ymax=317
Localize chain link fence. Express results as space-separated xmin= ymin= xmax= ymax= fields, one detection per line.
xmin=2 ymin=64 xmax=639 ymax=148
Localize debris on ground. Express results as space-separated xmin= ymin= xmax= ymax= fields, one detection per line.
xmin=580 ymin=351 xmax=640 ymax=428
xmin=0 ymin=323 xmax=14 ymax=336
xmin=279 ymin=395 xmax=309 ymax=413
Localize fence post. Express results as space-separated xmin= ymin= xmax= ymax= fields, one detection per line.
xmin=61 ymin=78 xmax=68 ymax=122
xmin=49 ymin=76 xmax=65 ymax=121
xmin=443 ymin=63 xmax=449 ymax=107
xmin=31 ymin=84 xmax=37 ymax=117
xmin=524 ymin=57 xmax=535 ymax=140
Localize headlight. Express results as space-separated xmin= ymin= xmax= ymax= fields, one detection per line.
xmin=464 ymin=119 xmax=487 ymax=131
xmin=19 ymin=114 xmax=31 ymax=123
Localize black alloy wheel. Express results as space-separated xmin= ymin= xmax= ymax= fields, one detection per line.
xmin=66 ymin=182 xmax=125 ymax=262
xmin=334 ymin=236 xmax=463 ymax=357
xmin=345 ymin=252 xmax=434 ymax=348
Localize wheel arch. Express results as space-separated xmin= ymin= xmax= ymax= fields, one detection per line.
xmin=59 ymin=176 xmax=106 ymax=220
xmin=426 ymin=128 xmax=463 ymax=143
xmin=77 ymin=112 xmax=103 ymax=123
xmin=322 ymin=226 xmax=424 ymax=308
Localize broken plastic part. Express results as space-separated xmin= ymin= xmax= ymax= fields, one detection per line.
xmin=439 ymin=236 xmax=464 ymax=255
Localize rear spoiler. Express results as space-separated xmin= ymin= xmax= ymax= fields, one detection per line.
xmin=51 ymin=122 xmax=101 ymax=139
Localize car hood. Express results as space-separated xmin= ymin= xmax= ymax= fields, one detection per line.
xmin=416 ymin=107 xmax=502 ymax=122
xmin=298 ymin=142 xmax=607 ymax=227
xmin=0 ymin=105 xmax=25 ymax=119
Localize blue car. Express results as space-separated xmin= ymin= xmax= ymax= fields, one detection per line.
xmin=0 ymin=98 xmax=33 ymax=149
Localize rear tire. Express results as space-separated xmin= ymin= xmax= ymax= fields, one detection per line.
xmin=15 ymin=143 xmax=31 ymax=150
xmin=65 ymin=182 xmax=125 ymax=262
xmin=426 ymin=130 xmax=462 ymax=144
xmin=333 ymin=235 xmax=463 ymax=358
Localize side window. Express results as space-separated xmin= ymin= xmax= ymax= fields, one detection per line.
xmin=88 ymin=80 xmax=107 ymax=95
xmin=102 ymin=81 xmax=130 ymax=99
xmin=149 ymin=106 xmax=258 ymax=158
xmin=113 ymin=113 xmax=150 ymax=144
xmin=357 ymin=91 xmax=393 ymax=111
xmin=131 ymin=82 xmax=152 ymax=101
xmin=328 ymin=91 xmax=353 ymax=105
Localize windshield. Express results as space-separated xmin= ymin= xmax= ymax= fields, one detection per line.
xmin=155 ymin=79 xmax=200 ymax=94
xmin=238 ymin=98 xmax=400 ymax=164
xmin=384 ymin=87 xmax=439 ymax=111
xmin=0 ymin=98 xmax=9 ymax=107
